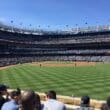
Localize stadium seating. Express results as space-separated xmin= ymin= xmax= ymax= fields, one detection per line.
xmin=0 ymin=24 xmax=110 ymax=66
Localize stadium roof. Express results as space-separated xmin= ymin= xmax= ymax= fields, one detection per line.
xmin=0 ymin=23 xmax=110 ymax=35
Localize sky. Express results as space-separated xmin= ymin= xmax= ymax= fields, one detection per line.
xmin=0 ymin=0 xmax=110 ymax=30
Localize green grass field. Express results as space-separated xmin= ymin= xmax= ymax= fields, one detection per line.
xmin=0 ymin=62 xmax=110 ymax=100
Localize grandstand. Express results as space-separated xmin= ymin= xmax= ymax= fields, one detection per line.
xmin=1 ymin=24 xmax=110 ymax=110
xmin=0 ymin=24 xmax=110 ymax=67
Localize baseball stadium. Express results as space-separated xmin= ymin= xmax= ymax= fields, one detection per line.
xmin=1 ymin=0 xmax=110 ymax=109
xmin=0 ymin=23 xmax=110 ymax=109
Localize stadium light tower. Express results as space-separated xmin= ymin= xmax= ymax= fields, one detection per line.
xmin=11 ymin=20 xmax=13 ymax=32
xmin=29 ymin=24 xmax=32 ymax=28
xmin=107 ymin=20 xmax=110 ymax=30
xmin=0 ymin=21 xmax=3 ymax=29
xmin=96 ymin=21 xmax=99 ymax=31
xmin=20 ymin=22 xmax=23 ymax=33
xmin=20 ymin=22 xmax=22 ymax=27
xmin=85 ymin=22 xmax=88 ymax=25
xmin=66 ymin=25 xmax=69 ymax=31
xmin=29 ymin=24 xmax=32 ymax=34
xmin=48 ymin=25 xmax=50 ymax=28
xmin=85 ymin=22 xmax=88 ymax=28
xmin=75 ymin=24 xmax=78 ymax=33
xmin=85 ymin=22 xmax=88 ymax=32
xmin=47 ymin=25 xmax=50 ymax=31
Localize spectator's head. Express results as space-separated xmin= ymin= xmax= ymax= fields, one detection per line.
xmin=45 ymin=90 xmax=56 ymax=100
xmin=101 ymin=97 xmax=110 ymax=110
xmin=107 ymin=97 xmax=110 ymax=108
xmin=10 ymin=89 xmax=21 ymax=103
xmin=20 ymin=90 xmax=39 ymax=110
xmin=80 ymin=95 xmax=90 ymax=107
xmin=0 ymin=84 xmax=8 ymax=95
xmin=35 ymin=93 xmax=42 ymax=110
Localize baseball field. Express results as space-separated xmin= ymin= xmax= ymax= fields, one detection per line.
xmin=0 ymin=61 xmax=110 ymax=100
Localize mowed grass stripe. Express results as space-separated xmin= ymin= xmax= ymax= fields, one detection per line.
xmin=15 ymin=66 xmax=41 ymax=89
xmin=39 ymin=67 xmax=77 ymax=94
xmin=4 ymin=66 xmax=32 ymax=89
xmin=0 ymin=63 xmax=110 ymax=100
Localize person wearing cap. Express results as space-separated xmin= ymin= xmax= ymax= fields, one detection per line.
xmin=1 ymin=90 xmax=21 ymax=110
xmin=0 ymin=84 xmax=9 ymax=109
xmin=43 ymin=90 xmax=66 ymax=110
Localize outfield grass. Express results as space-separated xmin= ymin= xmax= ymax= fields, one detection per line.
xmin=0 ymin=62 xmax=110 ymax=100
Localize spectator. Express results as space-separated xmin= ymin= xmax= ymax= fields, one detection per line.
xmin=35 ymin=93 xmax=43 ymax=110
xmin=43 ymin=90 xmax=66 ymax=110
xmin=1 ymin=89 xmax=21 ymax=110
xmin=101 ymin=97 xmax=110 ymax=110
xmin=0 ymin=84 xmax=9 ymax=109
xmin=80 ymin=95 xmax=90 ymax=107
xmin=20 ymin=90 xmax=42 ymax=110
xmin=76 ymin=95 xmax=94 ymax=110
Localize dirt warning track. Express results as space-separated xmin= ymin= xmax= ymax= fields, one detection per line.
xmin=0 ymin=62 xmax=96 ymax=70
xmin=31 ymin=61 xmax=96 ymax=67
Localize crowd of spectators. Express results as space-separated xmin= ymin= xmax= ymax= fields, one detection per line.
xmin=0 ymin=84 xmax=67 ymax=110
xmin=1 ymin=84 xmax=110 ymax=110
xmin=0 ymin=26 xmax=110 ymax=67
xmin=0 ymin=55 xmax=110 ymax=67
xmin=0 ymin=84 xmax=102 ymax=110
